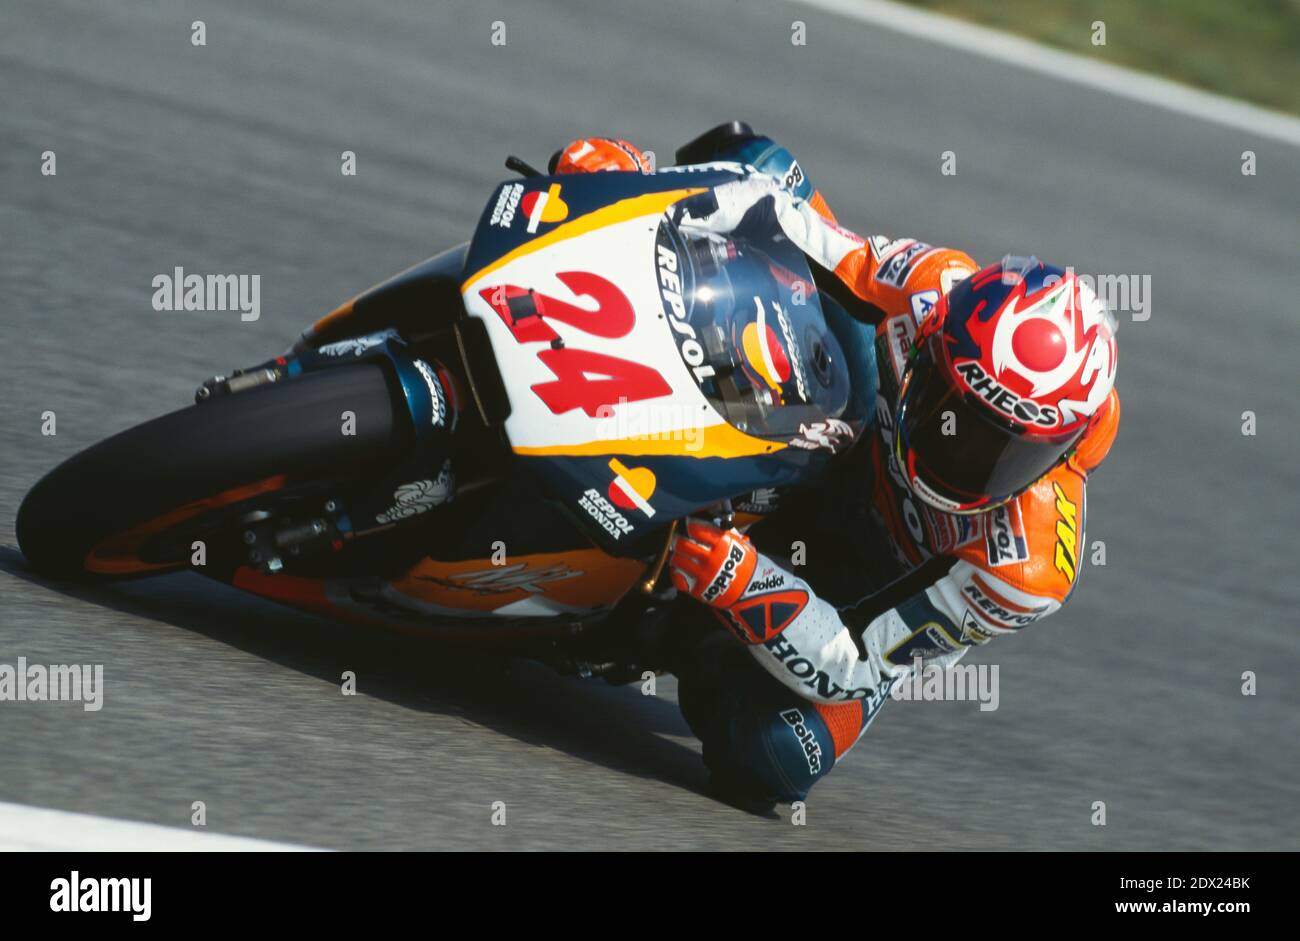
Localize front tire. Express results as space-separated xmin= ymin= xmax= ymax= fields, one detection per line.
xmin=16 ymin=364 xmax=409 ymax=578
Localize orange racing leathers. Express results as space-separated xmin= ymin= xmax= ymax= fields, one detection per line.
xmin=564 ymin=135 xmax=1121 ymax=802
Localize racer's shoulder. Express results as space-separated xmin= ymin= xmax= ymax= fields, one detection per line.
xmin=856 ymin=243 xmax=978 ymax=385
xmin=833 ymin=239 xmax=978 ymax=324
xmin=952 ymin=463 xmax=1087 ymax=604
xmin=871 ymin=239 xmax=979 ymax=298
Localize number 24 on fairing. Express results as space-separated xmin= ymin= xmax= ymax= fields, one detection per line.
xmin=477 ymin=270 xmax=672 ymax=417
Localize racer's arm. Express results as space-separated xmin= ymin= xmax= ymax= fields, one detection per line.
xmin=671 ymin=520 xmax=978 ymax=704
xmin=669 ymin=462 xmax=1092 ymax=706
xmin=554 ymin=134 xmax=978 ymax=307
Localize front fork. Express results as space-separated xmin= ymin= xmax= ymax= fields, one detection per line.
xmin=195 ymin=329 xmax=460 ymax=573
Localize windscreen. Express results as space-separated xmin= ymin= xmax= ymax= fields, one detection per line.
xmin=653 ymin=195 xmax=850 ymax=440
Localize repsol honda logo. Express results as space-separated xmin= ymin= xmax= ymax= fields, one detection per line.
xmin=490 ymin=182 xmax=523 ymax=227
xmin=703 ymin=544 xmax=746 ymax=602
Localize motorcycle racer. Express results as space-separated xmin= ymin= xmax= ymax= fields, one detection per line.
xmin=558 ymin=127 xmax=1121 ymax=809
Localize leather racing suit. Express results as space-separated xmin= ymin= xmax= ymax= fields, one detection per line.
xmin=560 ymin=131 xmax=1121 ymax=805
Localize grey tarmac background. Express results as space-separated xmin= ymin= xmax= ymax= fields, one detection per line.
xmin=1 ymin=0 xmax=1298 ymax=850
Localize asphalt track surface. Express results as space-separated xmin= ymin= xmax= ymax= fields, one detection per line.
xmin=2 ymin=0 xmax=1298 ymax=851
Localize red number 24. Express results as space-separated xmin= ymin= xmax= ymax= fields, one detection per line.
xmin=479 ymin=271 xmax=671 ymax=417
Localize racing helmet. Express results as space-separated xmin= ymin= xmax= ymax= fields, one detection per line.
xmin=894 ymin=256 xmax=1118 ymax=515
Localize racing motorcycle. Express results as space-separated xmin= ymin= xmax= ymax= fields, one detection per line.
xmin=17 ymin=142 xmax=868 ymax=678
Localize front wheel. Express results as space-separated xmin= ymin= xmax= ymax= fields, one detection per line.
xmin=16 ymin=364 xmax=409 ymax=578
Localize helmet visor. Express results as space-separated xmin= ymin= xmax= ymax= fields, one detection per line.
xmin=896 ymin=334 xmax=1083 ymax=511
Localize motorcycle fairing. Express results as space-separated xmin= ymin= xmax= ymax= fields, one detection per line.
xmin=461 ymin=170 xmax=849 ymax=549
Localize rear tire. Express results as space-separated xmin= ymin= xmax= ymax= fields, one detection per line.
xmin=16 ymin=364 xmax=409 ymax=578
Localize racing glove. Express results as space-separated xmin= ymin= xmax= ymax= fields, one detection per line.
xmin=671 ymin=519 xmax=816 ymax=648
xmin=550 ymin=137 xmax=654 ymax=174
xmin=671 ymin=519 xmax=909 ymax=708
xmin=670 ymin=518 xmax=758 ymax=609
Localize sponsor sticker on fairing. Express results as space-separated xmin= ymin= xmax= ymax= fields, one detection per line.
xmin=657 ymin=161 xmax=748 ymax=175
xmin=318 ymin=328 xmax=398 ymax=357
xmin=521 ymin=183 xmax=569 ymax=233
xmin=578 ymin=488 xmax=635 ymax=540
xmin=606 ymin=458 xmax=656 ymax=517
xmin=413 ymin=358 xmax=447 ymax=427
xmin=773 ymin=300 xmax=810 ymax=401
xmin=489 ymin=182 xmax=524 ymax=228
xmin=448 ymin=562 xmax=582 ymax=595
xmin=655 ymin=232 xmax=717 ymax=384
xmin=734 ymin=487 xmax=779 ymax=515
xmin=375 ymin=464 xmax=454 ymax=524
xmin=789 ymin=418 xmax=855 ymax=453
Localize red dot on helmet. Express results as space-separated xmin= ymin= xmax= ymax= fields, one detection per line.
xmin=1012 ymin=319 xmax=1067 ymax=371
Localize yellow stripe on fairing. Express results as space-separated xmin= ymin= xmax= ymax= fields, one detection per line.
xmin=460 ymin=187 xmax=707 ymax=292
xmin=513 ymin=422 xmax=785 ymax=459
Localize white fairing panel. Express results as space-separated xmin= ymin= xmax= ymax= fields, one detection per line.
xmin=462 ymin=212 xmax=728 ymax=453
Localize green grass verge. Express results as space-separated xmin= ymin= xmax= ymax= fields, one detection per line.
xmin=898 ymin=0 xmax=1300 ymax=115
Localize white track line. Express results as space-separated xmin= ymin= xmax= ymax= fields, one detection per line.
xmin=0 ymin=801 xmax=320 ymax=851
xmin=789 ymin=0 xmax=1300 ymax=148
